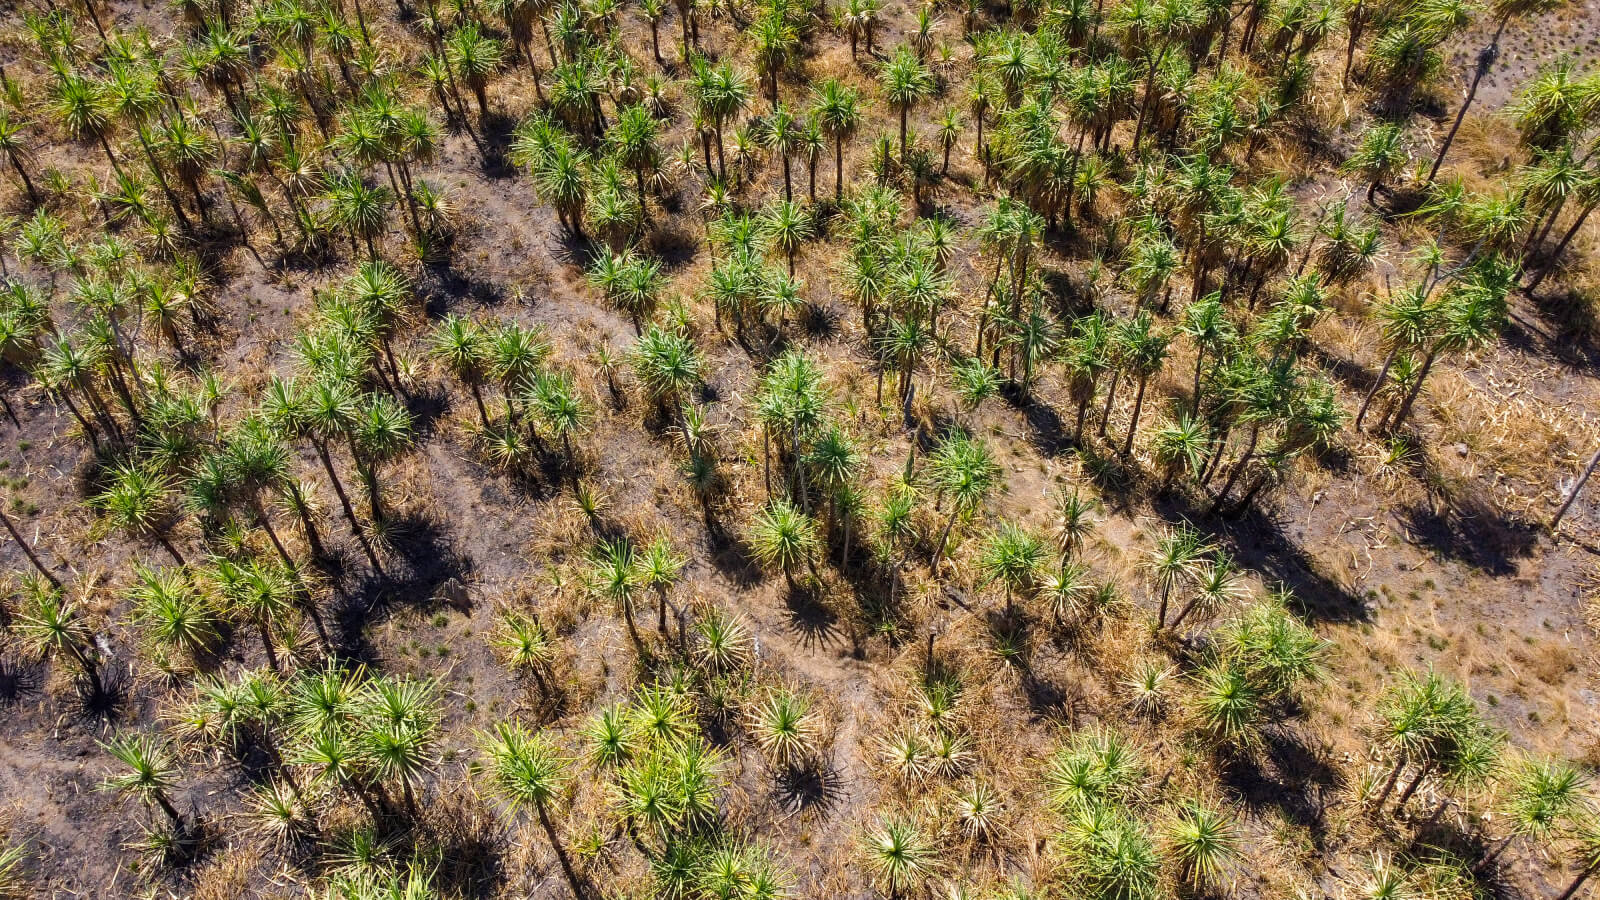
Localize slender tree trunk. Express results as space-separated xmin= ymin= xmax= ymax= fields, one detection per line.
xmin=1385 ymin=350 xmax=1438 ymax=431
xmin=1426 ymin=17 xmax=1506 ymax=185
xmin=899 ymin=105 xmax=909 ymax=166
xmin=1207 ymin=424 xmax=1259 ymax=515
xmin=1371 ymin=754 xmax=1406 ymax=812
xmin=1556 ymin=866 xmax=1597 ymax=900
xmin=1393 ymin=760 xmax=1432 ymax=813
xmin=0 ymin=506 xmax=60 ymax=587
xmin=155 ymin=532 xmax=187 ymax=567
xmin=1552 ymin=444 xmax=1600 ymax=531
xmin=57 ymin=390 xmax=102 ymax=452
xmin=1524 ymin=202 xmax=1597 ymax=295
xmin=154 ymin=791 xmax=185 ymax=831
xmin=68 ymin=642 xmax=105 ymax=697
xmin=257 ymin=616 xmax=281 ymax=672
xmin=251 ymin=495 xmax=297 ymax=570
xmin=1131 ymin=50 xmax=1166 ymax=152
xmin=286 ymin=482 xmax=329 ymax=560
xmin=1122 ymin=374 xmax=1149 ymax=456
xmin=537 ymin=804 xmax=587 ymax=899
xmin=1354 ymin=345 xmax=1399 ymax=431
xmin=829 ymin=133 xmax=844 ymax=202
xmin=314 ymin=438 xmax=384 ymax=574
xmin=1097 ymin=368 xmax=1122 ymax=438
xmin=931 ymin=506 xmax=960 ymax=569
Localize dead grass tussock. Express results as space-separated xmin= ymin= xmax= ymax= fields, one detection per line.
xmin=1425 ymin=365 xmax=1600 ymax=514
xmin=1452 ymin=115 xmax=1526 ymax=183
xmin=189 ymin=846 xmax=265 ymax=900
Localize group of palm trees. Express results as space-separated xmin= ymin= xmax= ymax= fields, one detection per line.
xmin=0 ymin=0 xmax=1598 ymax=893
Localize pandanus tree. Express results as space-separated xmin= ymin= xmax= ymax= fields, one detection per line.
xmin=859 ymin=816 xmax=935 ymax=899
xmin=1115 ymin=0 xmax=1202 ymax=151
xmin=840 ymin=0 xmax=883 ymax=58
xmin=763 ymin=103 xmax=802 ymax=203
xmin=1511 ymin=56 xmax=1600 ymax=155
xmin=100 ymin=733 xmax=190 ymax=834
xmin=52 ymin=70 xmax=126 ymax=181
xmin=1369 ymin=669 xmax=1502 ymax=817
xmin=880 ymin=46 xmax=935 ymax=167
xmin=340 ymin=673 xmax=441 ymax=816
xmin=265 ymin=376 xmax=386 ymax=574
xmin=96 ymin=461 xmax=189 ymax=565
xmin=446 ymin=23 xmax=506 ymax=121
xmin=479 ymin=723 xmax=586 ymax=898
xmin=1354 ymin=282 xmax=1435 ymax=430
xmin=0 ymin=108 xmax=39 ymax=204
xmin=324 ymin=169 xmax=394 ymax=259
xmin=748 ymin=497 xmax=820 ymax=589
xmin=16 ymin=582 xmax=105 ymax=697
xmin=1477 ymin=756 xmax=1589 ymax=872
xmin=1164 ymin=801 xmax=1241 ymax=893
xmin=976 ymin=523 xmax=1047 ymax=616
xmin=351 ymin=393 xmax=414 ymax=528
xmin=129 ymin=564 xmax=220 ymax=662
xmin=813 ymin=79 xmax=862 ymax=202
xmin=1146 ymin=521 xmax=1213 ymax=628
xmin=606 ymin=103 xmax=661 ymax=218
xmin=527 ymin=369 xmax=589 ymax=476
xmin=1063 ymin=313 xmax=1111 ymax=440
xmin=1379 ymin=257 xmax=1513 ymax=432
xmin=806 ymin=425 xmax=863 ymax=566
xmin=691 ymin=60 xmax=752 ymax=181
xmin=756 ymin=351 xmax=828 ymax=507
xmin=1524 ymin=168 xmax=1600 ymax=295
xmin=926 ymin=430 xmax=1002 ymax=568
xmin=1114 ymin=313 xmax=1171 ymax=457
xmin=211 ymin=556 xmax=301 ymax=670
xmin=631 ymin=324 xmax=704 ymax=429
xmin=1344 ymin=121 xmax=1409 ymax=204
xmin=588 ymin=537 xmax=647 ymax=649
xmin=100 ymin=59 xmax=190 ymax=227
xmin=1179 ymin=292 xmax=1236 ymax=418
xmin=750 ymin=7 xmax=800 ymax=108
xmin=639 ymin=536 xmax=686 ymax=634
xmin=156 ymin=115 xmax=218 ymax=223
xmin=762 ymin=199 xmax=812 ymax=277
xmin=1152 ymin=413 xmax=1211 ymax=494
xmin=431 ymin=314 xmax=493 ymax=428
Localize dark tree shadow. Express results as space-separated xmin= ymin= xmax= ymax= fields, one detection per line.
xmin=1002 ymin=383 xmax=1073 ymax=458
xmin=0 ymin=655 xmax=41 ymax=707
xmin=709 ymin=537 xmax=765 ymax=589
xmin=799 ymin=302 xmax=842 ymax=342
xmin=1516 ymin=288 xmax=1600 ymax=368
xmin=335 ymin=512 xmax=472 ymax=659
xmin=475 ymin=112 xmax=521 ymax=177
xmin=424 ymin=791 xmax=508 ymax=900
xmin=73 ymin=661 xmax=132 ymax=722
xmin=782 ymin=580 xmax=844 ymax=652
xmin=417 ymin=264 xmax=508 ymax=318
xmin=645 ymin=223 xmax=701 ymax=268
xmin=1151 ymin=492 xmax=1372 ymax=624
xmin=1397 ymin=491 xmax=1538 ymax=577
xmin=401 ymin=383 xmax=451 ymax=439
xmin=774 ymin=758 xmax=846 ymax=816
xmin=1218 ymin=725 xmax=1343 ymax=850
